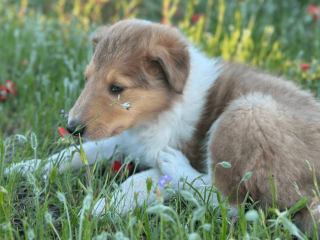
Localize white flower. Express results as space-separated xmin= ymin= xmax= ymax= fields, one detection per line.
xmin=122 ymin=102 xmax=130 ymax=109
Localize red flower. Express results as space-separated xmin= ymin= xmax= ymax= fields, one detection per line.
xmin=58 ymin=127 xmax=70 ymax=139
xmin=301 ymin=63 xmax=311 ymax=70
xmin=192 ymin=14 xmax=200 ymax=23
xmin=308 ymin=5 xmax=320 ymax=20
xmin=0 ymin=85 xmax=9 ymax=102
xmin=6 ymin=80 xmax=18 ymax=95
xmin=111 ymin=160 xmax=132 ymax=173
xmin=112 ymin=161 xmax=122 ymax=172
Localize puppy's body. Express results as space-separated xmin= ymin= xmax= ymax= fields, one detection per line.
xmin=7 ymin=19 xmax=320 ymax=235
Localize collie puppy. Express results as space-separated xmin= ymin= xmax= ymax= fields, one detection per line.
xmin=7 ymin=19 xmax=320 ymax=235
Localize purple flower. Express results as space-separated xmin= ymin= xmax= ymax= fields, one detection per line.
xmin=159 ymin=175 xmax=173 ymax=188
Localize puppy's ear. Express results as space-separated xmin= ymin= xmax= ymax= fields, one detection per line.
xmin=92 ymin=26 xmax=108 ymax=51
xmin=148 ymin=33 xmax=190 ymax=94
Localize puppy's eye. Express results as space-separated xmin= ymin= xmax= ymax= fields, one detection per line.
xmin=110 ymin=86 xmax=123 ymax=93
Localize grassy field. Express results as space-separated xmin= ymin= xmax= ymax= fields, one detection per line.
xmin=1 ymin=0 xmax=320 ymax=239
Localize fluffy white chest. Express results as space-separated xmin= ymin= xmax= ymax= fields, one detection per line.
xmin=117 ymin=47 xmax=222 ymax=169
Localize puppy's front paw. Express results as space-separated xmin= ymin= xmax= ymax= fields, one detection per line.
xmin=157 ymin=147 xmax=192 ymax=179
xmin=4 ymin=159 xmax=48 ymax=179
xmin=92 ymin=198 xmax=106 ymax=216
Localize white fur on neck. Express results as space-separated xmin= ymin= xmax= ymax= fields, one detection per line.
xmin=121 ymin=47 xmax=222 ymax=168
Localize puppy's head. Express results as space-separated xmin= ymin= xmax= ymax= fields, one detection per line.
xmin=67 ymin=19 xmax=190 ymax=141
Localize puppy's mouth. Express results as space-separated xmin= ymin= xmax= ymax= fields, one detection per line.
xmin=81 ymin=129 xmax=111 ymax=141
xmin=84 ymin=126 xmax=127 ymax=141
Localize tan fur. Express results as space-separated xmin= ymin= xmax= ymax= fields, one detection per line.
xmin=205 ymin=63 xmax=320 ymax=235
xmin=69 ymin=20 xmax=189 ymax=140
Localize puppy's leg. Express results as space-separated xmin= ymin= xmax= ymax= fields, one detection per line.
xmin=156 ymin=147 xmax=211 ymax=192
xmin=93 ymin=168 xmax=162 ymax=217
xmin=93 ymin=148 xmax=217 ymax=218
xmin=156 ymin=147 xmax=239 ymax=215
xmin=4 ymin=137 xmax=119 ymax=177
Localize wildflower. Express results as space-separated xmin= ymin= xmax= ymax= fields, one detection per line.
xmin=1 ymin=80 xmax=18 ymax=102
xmin=159 ymin=175 xmax=173 ymax=188
xmin=308 ymin=5 xmax=320 ymax=20
xmin=58 ymin=127 xmax=70 ymax=139
xmin=112 ymin=161 xmax=122 ymax=172
xmin=0 ymin=85 xmax=9 ymax=102
xmin=111 ymin=160 xmax=132 ymax=173
xmin=301 ymin=63 xmax=311 ymax=70
xmin=192 ymin=14 xmax=200 ymax=23
xmin=6 ymin=80 xmax=17 ymax=95
xmin=122 ymin=102 xmax=130 ymax=110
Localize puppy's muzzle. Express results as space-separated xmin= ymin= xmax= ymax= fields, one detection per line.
xmin=66 ymin=120 xmax=84 ymax=136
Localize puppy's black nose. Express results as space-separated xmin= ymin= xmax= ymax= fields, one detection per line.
xmin=66 ymin=120 xmax=84 ymax=136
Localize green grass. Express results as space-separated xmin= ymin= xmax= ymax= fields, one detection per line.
xmin=1 ymin=0 xmax=320 ymax=239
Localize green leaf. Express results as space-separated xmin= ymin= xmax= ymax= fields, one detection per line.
xmin=219 ymin=161 xmax=231 ymax=168
xmin=202 ymin=223 xmax=211 ymax=231
xmin=282 ymin=216 xmax=304 ymax=240
xmin=128 ymin=216 xmax=137 ymax=228
xmin=181 ymin=190 xmax=200 ymax=207
xmin=188 ymin=233 xmax=201 ymax=240
xmin=79 ymin=136 xmax=88 ymax=165
xmin=146 ymin=178 xmax=152 ymax=194
xmin=50 ymin=167 xmax=56 ymax=183
xmin=57 ymin=137 xmax=73 ymax=145
xmin=242 ymin=172 xmax=253 ymax=181
xmin=3 ymin=138 xmax=11 ymax=149
xmin=192 ymin=206 xmax=206 ymax=221
xmin=305 ymin=160 xmax=312 ymax=171
xmin=162 ymin=213 xmax=174 ymax=222
xmin=78 ymin=179 xmax=88 ymax=193
xmin=146 ymin=204 xmax=167 ymax=214
xmin=0 ymin=186 xmax=8 ymax=194
xmin=245 ymin=210 xmax=259 ymax=221
xmin=75 ymin=125 xmax=82 ymax=133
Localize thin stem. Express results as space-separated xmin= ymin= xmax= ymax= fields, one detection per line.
xmin=72 ymin=142 xmax=80 ymax=153
xmin=160 ymin=212 xmax=163 ymax=240
xmin=72 ymin=142 xmax=92 ymax=188
xmin=72 ymin=141 xmax=92 ymax=221
xmin=84 ymin=165 xmax=92 ymax=189
xmin=72 ymin=101 xmax=125 ymax=135
xmin=48 ymin=222 xmax=61 ymax=240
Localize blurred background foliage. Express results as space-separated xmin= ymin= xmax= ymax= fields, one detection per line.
xmin=0 ymin=0 xmax=320 ymax=139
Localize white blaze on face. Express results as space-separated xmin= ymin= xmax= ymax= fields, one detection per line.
xmin=67 ymin=113 xmax=80 ymax=125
